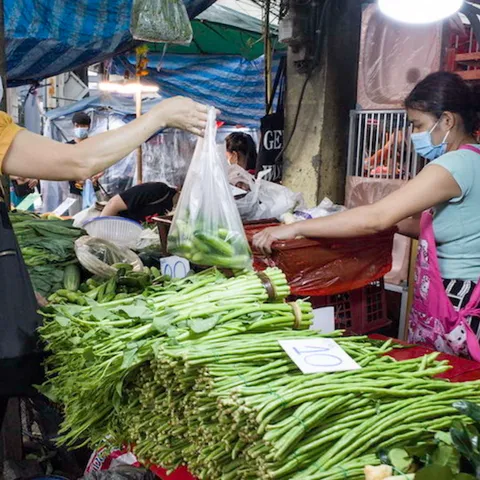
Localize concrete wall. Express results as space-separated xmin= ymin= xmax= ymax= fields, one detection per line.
xmin=282 ymin=0 xmax=362 ymax=207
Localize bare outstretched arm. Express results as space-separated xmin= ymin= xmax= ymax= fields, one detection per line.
xmin=2 ymin=97 xmax=209 ymax=181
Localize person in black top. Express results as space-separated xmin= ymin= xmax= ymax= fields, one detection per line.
xmin=100 ymin=182 xmax=177 ymax=223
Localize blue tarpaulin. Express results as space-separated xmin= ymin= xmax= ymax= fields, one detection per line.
xmin=5 ymin=0 xmax=215 ymax=86
xmin=112 ymin=53 xmax=281 ymax=127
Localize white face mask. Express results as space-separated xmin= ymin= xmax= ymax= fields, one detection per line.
xmin=74 ymin=127 xmax=89 ymax=139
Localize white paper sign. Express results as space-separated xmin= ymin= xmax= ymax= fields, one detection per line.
xmin=160 ymin=255 xmax=190 ymax=279
xmin=16 ymin=192 xmax=41 ymax=211
xmin=310 ymin=307 xmax=335 ymax=334
xmin=279 ymin=338 xmax=361 ymax=374
xmin=53 ymin=197 xmax=78 ymax=216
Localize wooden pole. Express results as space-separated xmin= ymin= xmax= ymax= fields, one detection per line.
xmin=0 ymin=0 xmax=10 ymax=207
xmin=135 ymin=54 xmax=143 ymax=185
xmin=135 ymin=87 xmax=142 ymax=185
xmin=264 ymin=0 xmax=273 ymax=113
xmin=404 ymin=239 xmax=418 ymax=340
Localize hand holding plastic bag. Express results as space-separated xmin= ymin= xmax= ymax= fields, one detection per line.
xmin=168 ymin=108 xmax=252 ymax=270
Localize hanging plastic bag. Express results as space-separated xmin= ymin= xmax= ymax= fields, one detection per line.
xmin=130 ymin=0 xmax=193 ymax=44
xmin=228 ymin=164 xmax=259 ymax=221
xmin=168 ymin=108 xmax=252 ymax=270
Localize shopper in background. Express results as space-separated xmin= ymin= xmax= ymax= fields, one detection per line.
xmin=0 ymin=96 xmax=209 ymax=435
xmin=10 ymin=176 xmax=38 ymax=210
xmin=225 ymin=132 xmax=257 ymax=174
xmin=254 ymin=72 xmax=480 ymax=360
xmin=101 ymin=182 xmax=178 ymax=223
xmin=66 ymin=112 xmax=102 ymax=215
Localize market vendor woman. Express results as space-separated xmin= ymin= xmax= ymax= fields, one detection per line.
xmin=0 ymin=96 xmax=209 ymax=431
xmin=254 ymin=72 xmax=480 ymax=360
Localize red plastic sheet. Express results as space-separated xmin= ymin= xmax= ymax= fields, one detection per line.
xmin=150 ymin=465 xmax=196 ymax=480
xmin=244 ymin=223 xmax=396 ymax=296
xmin=371 ymin=335 xmax=480 ymax=382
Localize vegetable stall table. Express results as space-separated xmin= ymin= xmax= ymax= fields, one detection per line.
xmin=147 ymin=337 xmax=480 ymax=479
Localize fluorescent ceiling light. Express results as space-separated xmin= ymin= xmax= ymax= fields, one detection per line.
xmin=99 ymin=82 xmax=159 ymax=94
xmin=378 ymin=0 xmax=464 ymax=24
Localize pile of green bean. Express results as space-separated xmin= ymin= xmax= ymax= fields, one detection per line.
xmin=117 ymin=334 xmax=480 ymax=480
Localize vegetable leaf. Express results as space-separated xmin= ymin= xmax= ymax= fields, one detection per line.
xmin=432 ymin=444 xmax=461 ymax=474
xmin=153 ymin=317 xmax=172 ymax=334
xmin=436 ymin=432 xmax=454 ymax=446
xmin=115 ymin=379 xmax=124 ymax=397
xmin=91 ymin=306 xmax=111 ymax=321
xmin=405 ymin=441 xmax=437 ymax=460
xmin=451 ymin=421 xmax=474 ymax=458
xmin=189 ymin=315 xmax=220 ymax=334
xmin=167 ymin=327 xmax=179 ymax=338
xmin=453 ymin=401 xmax=480 ymax=425
xmin=83 ymin=347 xmax=95 ymax=363
xmin=116 ymin=306 xmax=152 ymax=319
xmin=55 ymin=316 xmax=70 ymax=327
xmin=121 ymin=348 xmax=138 ymax=370
xmin=389 ymin=448 xmax=412 ymax=472
xmin=416 ymin=465 xmax=454 ymax=480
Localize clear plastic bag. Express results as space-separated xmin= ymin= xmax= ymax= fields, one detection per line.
xmin=75 ymin=236 xmax=144 ymax=278
xmin=228 ymin=164 xmax=259 ymax=221
xmin=130 ymin=0 xmax=193 ymax=44
xmin=292 ymin=197 xmax=346 ymax=221
xmin=255 ymin=179 xmax=305 ymax=221
xmin=168 ymin=108 xmax=252 ymax=270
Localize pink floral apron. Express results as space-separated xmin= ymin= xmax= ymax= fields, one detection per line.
xmin=408 ymin=145 xmax=480 ymax=361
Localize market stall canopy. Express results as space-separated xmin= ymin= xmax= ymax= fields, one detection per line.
xmin=5 ymin=0 xmax=215 ymax=86
xmin=148 ymin=3 xmax=283 ymax=60
xmin=43 ymin=93 xmax=161 ymax=121
xmin=111 ymin=53 xmax=282 ymax=127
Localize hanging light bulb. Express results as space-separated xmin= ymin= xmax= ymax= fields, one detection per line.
xmin=378 ymin=0 xmax=464 ymax=24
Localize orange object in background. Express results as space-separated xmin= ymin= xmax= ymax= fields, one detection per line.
xmin=244 ymin=222 xmax=396 ymax=297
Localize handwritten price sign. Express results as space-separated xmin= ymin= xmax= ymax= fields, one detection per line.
xmin=278 ymin=338 xmax=361 ymax=374
xmin=160 ymin=255 xmax=191 ymax=279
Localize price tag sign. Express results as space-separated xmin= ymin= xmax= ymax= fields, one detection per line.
xmin=279 ymin=338 xmax=361 ymax=374
xmin=16 ymin=192 xmax=41 ymax=211
xmin=160 ymin=255 xmax=191 ymax=279
xmin=53 ymin=197 xmax=78 ymax=216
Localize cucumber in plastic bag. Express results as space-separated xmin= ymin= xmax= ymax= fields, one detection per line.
xmin=168 ymin=108 xmax=253 ymax=270
xmin=130 ymin=0 xmax=193 ymax=44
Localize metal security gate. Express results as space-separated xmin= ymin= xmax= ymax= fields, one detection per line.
xmin=347 ymin=110 xmax=427 ymax=179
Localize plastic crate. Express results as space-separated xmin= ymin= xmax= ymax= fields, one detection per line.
xmin=309 ymin=279 xmax=390 ymax=334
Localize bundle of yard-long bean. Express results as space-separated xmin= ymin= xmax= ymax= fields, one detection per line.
xmin=39 ymin=267 xmax=308 ymax=448
xmin=122 ymin=333 xmax=480 ymax=480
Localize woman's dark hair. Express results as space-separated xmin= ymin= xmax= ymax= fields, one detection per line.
xmin=225 ymin=132 xmax=257 ymax=171
xmin=405 ymin=72 xmax=480 ymax=135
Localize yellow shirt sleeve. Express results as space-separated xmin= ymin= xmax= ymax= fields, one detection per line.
xmin=0 ymin=111 xmax=24 ymax=174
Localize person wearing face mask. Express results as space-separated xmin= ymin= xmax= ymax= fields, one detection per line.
xmin=253 ymin=72 xmax=480 ymax=360
xmin=67 ymin=112 xmax=102 ymax=215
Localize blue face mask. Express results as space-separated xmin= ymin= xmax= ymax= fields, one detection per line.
xmin=411 ymin=119 xmax=450 ymax=161
xmin=74 ymin=127 xmax=89 ymax=140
